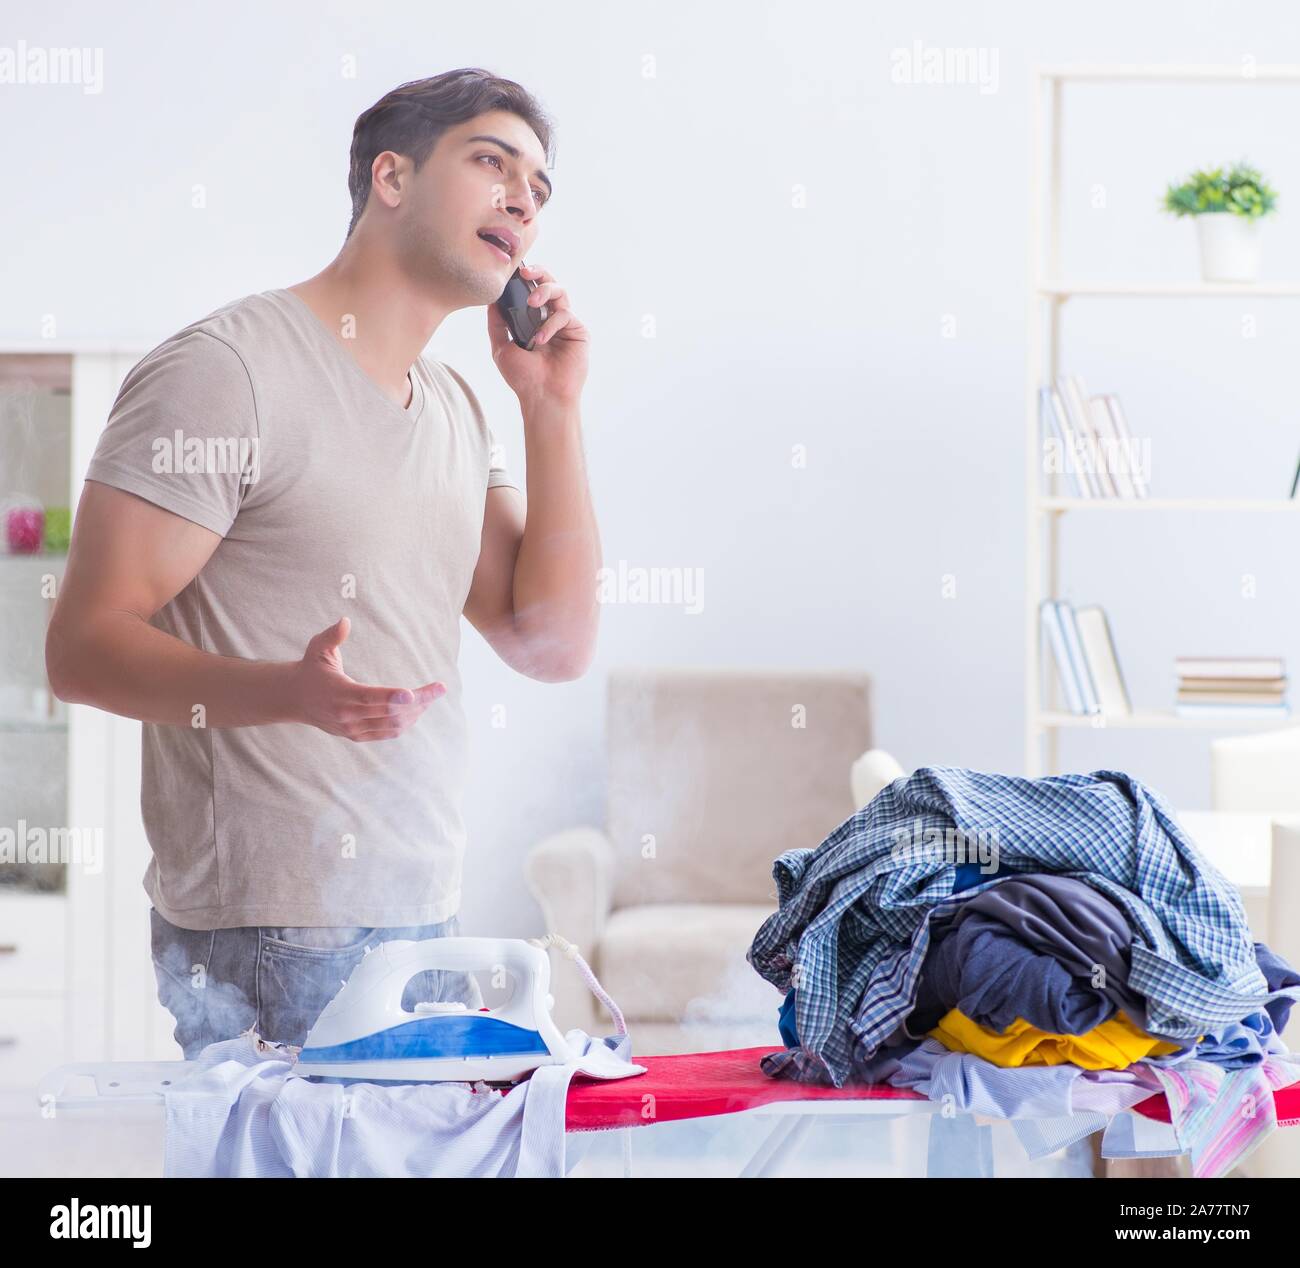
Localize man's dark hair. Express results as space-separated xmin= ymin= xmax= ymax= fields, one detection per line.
xmin=346 ymin=68 xmax=554 ymax=239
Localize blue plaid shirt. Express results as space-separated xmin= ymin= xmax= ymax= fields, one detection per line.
xmin=747 ymin=767 xmax=1299 ymax=1087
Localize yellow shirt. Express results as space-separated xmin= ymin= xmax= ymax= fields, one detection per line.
xmin=929 ymin=1009 xmax=1185 ymax=1070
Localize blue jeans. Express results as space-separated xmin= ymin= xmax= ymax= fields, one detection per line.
xmin=149 ymin=906 xmax=484 ymax=1059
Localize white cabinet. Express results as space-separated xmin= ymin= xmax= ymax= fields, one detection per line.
xmin=0 ymin=345 xmax=177 ymax=1090
xmin=0 ymin=892 xmax=67 ymax=993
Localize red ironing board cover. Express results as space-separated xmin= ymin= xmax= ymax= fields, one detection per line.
xmin=563 ymin=1045 xmax=1300 ymax=1132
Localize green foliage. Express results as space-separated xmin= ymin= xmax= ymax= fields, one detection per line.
xmin=1163 ymin=162 xmax=1278 ymax=218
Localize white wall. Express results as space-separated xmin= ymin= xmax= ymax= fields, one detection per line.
xmin=5 ymin=0 xmax=1300 ymax=935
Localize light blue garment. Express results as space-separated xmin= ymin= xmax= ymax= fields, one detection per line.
xmin=1100 ymin=1109 xmax=1184 ymax=1159
xmin=886 ymin=1036 xmax=1155 ymax=1121
xmin=1138 ymin=1051 xmax=1300 ymax=1178
xmin=1013 ymin=1112 xmax=1113 ymax=1161
xmin=927 ymin=1113 xmax=994 ymax=1178
xmin=1192 ymin=1013 xmax=1286 ymax=1069
xmin=163 ymin=1029 xmax=644 ymax=1178
xmin=886 ymin=1037 xmax=1156 ymax=1161
xmin=860 ymin=1034 xmax=1300 ymax=1177
xmin=748 ymin=767 xmax=1300 ymax=1087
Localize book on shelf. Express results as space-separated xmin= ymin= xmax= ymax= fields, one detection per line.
xmin=1056 ymin=599 xmax=1100 ymax=713
xmin=1175 ymin=701 xmax=1291 ymax=718
xmin=1040 ymin=376 xmax=1148 ymax=500
xmin=1060 ymin=376 xmax=1114 ymax=497
xmin=1075 ymin=606 xmax=1132 ymax=715
xmin=1177 ymin=679 xmax=1285 ymax=694
xmin=1176 ymin=690 xmax=1287 ymax=706
xmin=1176 ymin=657 xmax=1285 ymax=681
xmin=1101 ymin=395 xmax=1148 ymax=499
xmin=1040 ymin=386 xmax=1092 ymax=500
xmin=1174 ymin=656 xmax=1289 ymax=717
xmin=1041 ymin=599 xmax=1131 ymax=717
xmin=1041 ymin=600 xmax=1086 ymax=713
xmin=1087 ymin=396 xmax=1135 ymax=498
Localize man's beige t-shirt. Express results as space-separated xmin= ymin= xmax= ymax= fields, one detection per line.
xmin=84 ymin=288 xmax=519 ymax=931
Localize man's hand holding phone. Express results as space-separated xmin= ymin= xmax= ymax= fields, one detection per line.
xmin=488 ymin=262 xmax=589 ymax=411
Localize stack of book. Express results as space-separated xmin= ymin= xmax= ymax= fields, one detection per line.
xmin=1039 ymin=375 xmax=1149 ymax=499
xmin=1175 ymin=657 xmax=1290 ymax=718
xmin=1040 ymin=600 xmax=1132 ymax=716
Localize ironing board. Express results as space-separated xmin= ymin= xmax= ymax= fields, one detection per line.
xmin=35 ymin=1044 xmax=1300 ymax=1178
xmin=562 ymin=1045 xmax=1300 ymax=1177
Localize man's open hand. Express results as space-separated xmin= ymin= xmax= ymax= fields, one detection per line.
xmin=289 ymin=617 xmax=444 ymax=741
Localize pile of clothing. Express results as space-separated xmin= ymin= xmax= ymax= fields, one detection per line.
xmin=747 ymin=766 xmax=1300 ymax=1178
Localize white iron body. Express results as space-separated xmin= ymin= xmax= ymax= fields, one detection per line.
xmin=292 ymin=936 xmax=580 ymax=1084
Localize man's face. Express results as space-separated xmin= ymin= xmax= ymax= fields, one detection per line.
xmin=392 ymin=109 xmax=550 ymax=305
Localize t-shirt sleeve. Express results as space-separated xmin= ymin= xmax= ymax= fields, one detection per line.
xmin=438 ymin=360 xmax=521 ymax=492
xmin=486 ymin=424 xmax=519 ymax=491
xmin=84 ymin=330 xmax=260 ymax=537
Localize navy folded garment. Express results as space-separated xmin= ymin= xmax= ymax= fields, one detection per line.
xmin=908 ymin=911 xmax=1116 ymax=1036
xmin=1256 ymin=942 xmax=1300 ymax=1035
xmin=777 ymin=989 xmax=799 ymax=1049
xmin=906 ymin=873 xmax=1150 ymax=1037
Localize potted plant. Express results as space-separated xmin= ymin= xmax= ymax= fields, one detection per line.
xmin=1163 ymin=161 xmax=1278 ymax=283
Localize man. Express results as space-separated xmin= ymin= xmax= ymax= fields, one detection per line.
xmin=45 ymin=69 xmax=598 ymax=1057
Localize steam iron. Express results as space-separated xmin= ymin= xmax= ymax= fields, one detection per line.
xmin=293 ymin=936 xmax=585 ymax=1084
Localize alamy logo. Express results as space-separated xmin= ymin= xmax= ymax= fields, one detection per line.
xmin=890 ymin=41 xmax=999 ymax=95
xmin=49 ymin=1199 xmax=151 ymax=1247
xmin=596 ymin=560 xmax=704 ymax=614
xmin=889 ymin=818 xmax=1000 ymax=872
xmin=0 ymin=820 xmax=103 ymax=873
xmin=152 ymin=429 xmax=260 ymax=484
xmin=0 ymin=42 xmax=103 ymax=93
xmin=1043 ymin=435 xmax=1151 ymax=482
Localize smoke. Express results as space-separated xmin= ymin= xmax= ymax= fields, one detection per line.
xmin=680 ymin=952 xmax=784 ymax=1046
xmin=151 ymin=932 xmax=256 ymax=1055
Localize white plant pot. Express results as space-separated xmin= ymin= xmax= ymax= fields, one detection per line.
xmin=1195 ymin=214 xmax=1263 ymax=283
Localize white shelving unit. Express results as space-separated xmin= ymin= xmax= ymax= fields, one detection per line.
xmin=0 ymin=340 xmax=180 ymax=1098
xmin=1025 ymin=64 xmax=1300 ymax=777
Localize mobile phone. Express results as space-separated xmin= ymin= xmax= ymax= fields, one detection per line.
xmin=495 ymin=268 xmax=550 ymax=351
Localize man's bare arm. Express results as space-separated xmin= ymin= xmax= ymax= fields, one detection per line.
xmin=462 ymin=402 xmax=601 ymax=682
xmin=46 ymin=481 xmax=443 ymax=739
